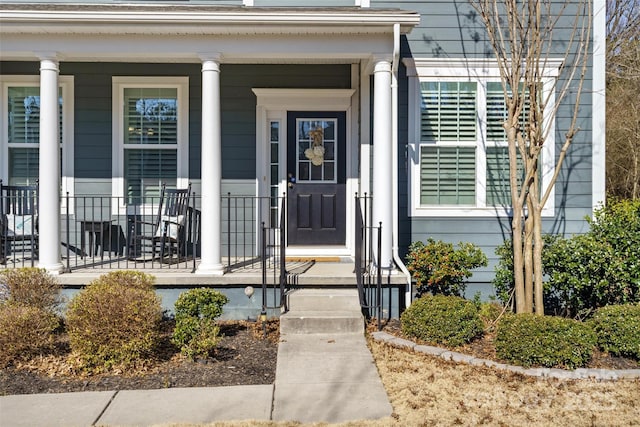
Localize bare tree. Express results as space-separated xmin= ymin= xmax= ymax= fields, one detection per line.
xmin=470 ymin=0 xmax=592 ymax=314
xmin=606 ymin=0 xmax=640 ymax=199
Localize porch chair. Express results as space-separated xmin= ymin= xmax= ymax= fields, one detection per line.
xmin=128 ymin=183 xmax=192 ymax=260
xmin=0 ymin=180 xmax=39 ymax=264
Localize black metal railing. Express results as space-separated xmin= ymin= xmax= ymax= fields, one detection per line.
xmin=355 ymin=192 xmax=383 ymax=330
xmin=260 ymin=194 xmax=288 ymax=318
xmin=1 ymin=192 xmax=287 ymax=274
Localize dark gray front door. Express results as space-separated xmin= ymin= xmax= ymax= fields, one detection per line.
xmin=287 ymin=111 xmax=346 ymax=246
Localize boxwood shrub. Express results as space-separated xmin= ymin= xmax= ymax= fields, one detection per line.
xmin=66 ymin=271 xmax=162 ymax=371
xmin=589 ymin=304 xmax=640 ymax=360
xmin=495 ymin=313 xmax=596 ymax=368
xmin=0 ymin=267 xmax=62 ymax=314
xmin=0 ymin=304 xmax=59 ymax=367
xmin=400 ymin=294 xmax=483 ymax=347
xmin=171 ymin=288 xmax=229 ymax=360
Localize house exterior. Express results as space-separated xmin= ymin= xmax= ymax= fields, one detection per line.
xmin=0 ymin=1 xmax=605 ymax=307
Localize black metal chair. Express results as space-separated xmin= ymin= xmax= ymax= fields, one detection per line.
xmin=128 ymin=183 xmax=192 ymax=260
xmin=0 ymin=180 xmax=39 ymax=264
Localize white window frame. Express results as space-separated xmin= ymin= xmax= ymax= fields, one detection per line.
xmin=405 ymin=58 xmax=558 ymax=217
xmin=0 ymin=75 xmax=75 ymax=212
xmin=112 ymin=76 xmax=189 ymax=214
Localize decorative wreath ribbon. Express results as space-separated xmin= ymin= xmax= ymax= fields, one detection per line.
xmin=305 ymin=127 xmax=325 ymax=166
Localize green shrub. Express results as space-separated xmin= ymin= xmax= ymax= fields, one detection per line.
xmin=66 ymin=271 xmax=162 ymax=371
xmin=0 ymin=304 xmax=59 ymax=367
xmin=589 ymin=304 xmax=640 ymax=360
xmin=478 ymin=302 xmax=503 ymax=329
xmin=401 ymin=295 xmax=483 ymax=347
xmin=492 ymin=235 xmax=558 ymax=307
xmin=406 ymin=238 xmax=488 ymax=297
xmin=0 ymin=267 xmax=62 ymax=314
xmin=495 ymin=314 xmax=596 ymax=368
xmin=171 ymin=288 xmax=229 ymax=360
xmin=494 ymin=199 xmax=640 ymax=316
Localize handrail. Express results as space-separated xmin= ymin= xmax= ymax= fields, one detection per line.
xmin=355 ymin=192 xmax=383 ymax=331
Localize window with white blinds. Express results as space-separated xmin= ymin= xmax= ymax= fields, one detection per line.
xmin=1 ymin=76 xmax=73 ymax=199
xmin=421 ymin=81 xmax=477 ymax=142
xmin=5 ymin=85 xmax=63 ymax=185
xmin=419 ymin=81 xmax=477 ymax=205
xmin=113 ymin=77 xmax=188 ymax=207
xmin=420 ymin=146 xmax=476 ymax=205
xmin=486 ymin=147 xmax=523 ymax=206
xmin=409 ymin=60 xmax=556 ymax=217
xmin=123 ymin=88 xmax=178 ymax=204
xmin=486 ymin=82 xmax=530 ymax=142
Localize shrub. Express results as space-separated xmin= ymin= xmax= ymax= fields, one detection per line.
xmin=401 ymin=295 xmax=483 ymax=347
xmin=478 ymin=301 xmax=503 ymax=329
xmin=0 ymin=268 xmax=62 ymax=314
xmin=66 ymin=271 xmax=162 ymax=371
xmin=494 ymin=199 xmax=640 ymax=316
xmin=589 ymin=304 xmax=640 ymax=360
xmin=406 ymin=238 xmax=488 ymax=297
xmin=492 ymin=235 xmax=559 ymax=307
xmin=0 ymin=304 xmax=59 ymax=367
xmin=171 ymin=288 xmax=229 ymax=360
xmin=495 ymin=314 xmax=596 ymax=368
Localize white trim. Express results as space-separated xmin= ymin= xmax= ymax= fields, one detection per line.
xmin=403 ymin=58 xmax=563 ymax=79
xmin=592 ymin=0 xmax=606 ymax=211
xmin=111 ymin=76 xmax=189 ymax=214
xmin=252 ymin=88 xmax=357 ymax=256
xmin=0 ymin=74 xmax=74 ymax=211
xmin=0 ymin=8 xmax=420 ymax=36
xmin=407 ymin=62 xmax=556 ymax=218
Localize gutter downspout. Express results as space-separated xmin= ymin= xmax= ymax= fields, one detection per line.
xmin=390 ymin=23 xmax=413 ymax=309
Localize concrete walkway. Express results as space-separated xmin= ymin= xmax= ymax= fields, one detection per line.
xmin=0 ymin=290 xmax=392 ymax=426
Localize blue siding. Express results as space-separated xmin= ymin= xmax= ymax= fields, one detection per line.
xmin=371 ymin=1 xmax=596 ymax=291
xmin=1 ymin=61 xmax=350 ymax=191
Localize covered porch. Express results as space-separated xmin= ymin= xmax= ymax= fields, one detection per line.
xmin=0 ymin=4 xmax=419 ymax=284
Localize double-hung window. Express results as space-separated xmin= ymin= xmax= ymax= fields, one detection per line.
xmin=406 ymin=59 xmax=557 ymax=217
xmin=112 ymin=77 xmax=189 ymax=207
xmin=0 ymin=75 xmax=74 ymax=198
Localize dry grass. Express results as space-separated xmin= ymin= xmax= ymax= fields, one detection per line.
xmin=367 ymin=339 xmax=639 ymax=426
xmin=162 ymin=338 xmax=639 ymax=427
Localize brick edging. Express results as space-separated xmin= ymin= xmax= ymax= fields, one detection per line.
xmin=370 ymin=331 xmax=640 ymax=381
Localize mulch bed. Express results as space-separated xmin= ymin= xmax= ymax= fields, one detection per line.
xmin=0 ymin=320 xmax=279 ymax=396
xmin=373 ymin=318 xmax=640 ymax=370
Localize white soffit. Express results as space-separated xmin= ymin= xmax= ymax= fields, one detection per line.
xmin=0 ymin=4 xmax=421 ymax=36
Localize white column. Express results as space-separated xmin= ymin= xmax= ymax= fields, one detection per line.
xmin=372 ymin=58 xmax=393 ymax=271
xmin=196 ymin=56 xmax=224 ymax=275
xmin=38 ymin=57 xmax=64 ymax=273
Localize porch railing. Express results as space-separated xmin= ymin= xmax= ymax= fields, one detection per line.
xmin=260 ymin=195 xmax=288 ymax=317
xmin=354 ymin=193 xmax=383 ymax=331
xmin=0 ymin=192 xmax=286 ymax=274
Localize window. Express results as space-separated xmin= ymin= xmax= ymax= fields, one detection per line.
xmin=1 ymin=76 xmax=74 ymax=210
xmin=112 ymin=77 xmax=188 ymax=206
xmin=406 ymin=59 xmax=556 ymax=217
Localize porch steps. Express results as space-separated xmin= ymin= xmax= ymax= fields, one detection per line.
xmin=280 ymin=288 xmax=364 ymax=334
xmin=273 ymin=288 xmax=393 ymax=423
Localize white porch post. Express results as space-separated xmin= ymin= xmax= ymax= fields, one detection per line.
xmin=372 ymin=57 xmax=393 ymax=271
xmin=196 ymin=55 xmax=224 ymax=275
xmin=37 ymin=56 xmax=63 ymax=273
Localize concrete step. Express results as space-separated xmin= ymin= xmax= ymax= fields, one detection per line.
xmin=280 ymin=310 xmax=364 ymax=334
xmin=281 ymin=288 xmax=364 ymax=334
xmin=287 ymin=288 xmax=361 ymax=312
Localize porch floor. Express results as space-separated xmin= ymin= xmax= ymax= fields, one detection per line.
xmin=2 ymin=256 xmax=408 ymax=287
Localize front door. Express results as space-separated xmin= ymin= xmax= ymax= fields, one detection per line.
xmin=287 ymin=111 xmax=346 ymax=246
